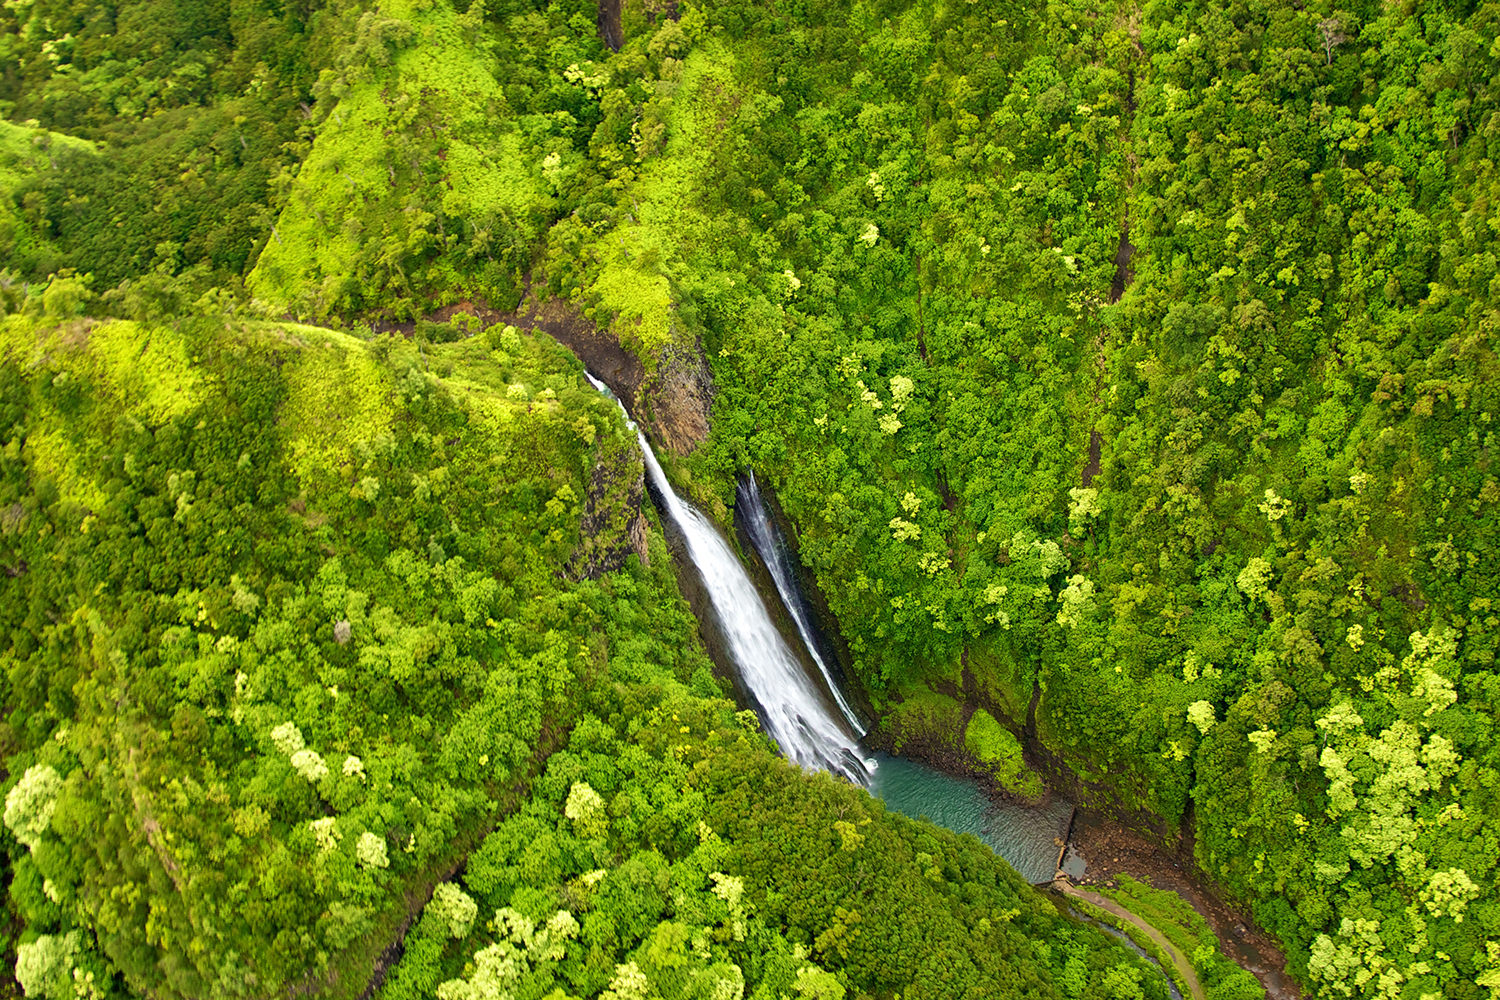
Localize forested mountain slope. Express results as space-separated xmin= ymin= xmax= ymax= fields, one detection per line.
xmin=1 ymin=0 xmax=1498 ymax=999
xmin=0 ymin=305 xmax=1168 ymax=999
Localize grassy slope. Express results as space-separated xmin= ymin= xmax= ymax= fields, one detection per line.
xmin=249 ymin=0 xmax=551 ymax=319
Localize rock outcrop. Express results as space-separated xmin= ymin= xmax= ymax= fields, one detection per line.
xmin=496 ymin=296 xmax=714 ymax=457
xmin=641 ymin=341 xmax=714 ymax=456
xmin=567 ymin=434 xmax=650 ymax=579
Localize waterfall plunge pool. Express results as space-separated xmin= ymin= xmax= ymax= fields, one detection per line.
xmin=735 ymin=467 xmax=1079 ymax=884
xmin=867 ymin=752 xmax=1074 ymax=884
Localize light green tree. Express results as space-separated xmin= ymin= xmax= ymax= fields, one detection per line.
xmin=1056 ymin=575 xmax=1095 ymax=629
xmin=270 ymin=722 xmax=304 ymax=755
xmin=793 ymin=965 xmax=845 ymax=1000
xmin=1067 ymin=487 xmax=1100 ymax=535
xmin=601 ymin=961 xmax=651 ymax=1000
xmin=15 ymin=931 xmax=79 ymax=1000
xmin=428 ymin=883 xmax=479 ymax=939
xmin=4 ymin=765 xmax=63 ymax=851
xmin=291 ymin=749 xmax=329 ymax=782
xmin=1187 ymin=701 xmax=1216 ymax=736
xmin=565 ymin=782 xmax=607 ymax=839
xmin=310 ymin=817 xmax=341 ymax=852
xmin=1236 ymin=558 xmax=1273 ymax=602
xmin=356 ymin=831 xmax=389 ymax=869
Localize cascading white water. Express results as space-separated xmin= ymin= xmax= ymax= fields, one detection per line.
xmin=581 ymin=372 xmax=1089 ymax=887
xmin=638 ymin=440 xmax=875 ymax=782
xmin=737 ymin=471 xmax=865 ymax=735
xmin=584 ymin=373 xmax=872 ymax=784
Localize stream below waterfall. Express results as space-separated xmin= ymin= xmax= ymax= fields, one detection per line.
xmin=580 ymin=370 xmax=1302 ymax=1000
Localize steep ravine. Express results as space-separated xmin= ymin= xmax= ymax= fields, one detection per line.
xmin=541 ymin=320 xmax=1297 ymax=1000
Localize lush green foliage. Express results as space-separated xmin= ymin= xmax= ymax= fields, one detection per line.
xmin=5 ymin=0 xmax=1500 ymax=998
xmin=516 ymin=2 xmax=1500 ymax=997
xmin=0 ymin=284 xmax=1156 ymax=998
xmin=247 ymin=0 xmax=558 ymax=319
xmin=377 ymin=694 xmax=1170 ymax=1000
xmin=964 ymin=710 xmax=1042 ymax=799
xmin=0 ymin=0 xmax=352 ymax=287
xmin=0 ymin=298 xmax=649 ymax=997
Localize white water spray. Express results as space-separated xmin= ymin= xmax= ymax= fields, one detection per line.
xmin=737 ymin=471 xmax=865 ymax=734
xmin=584 ymin=373 xmax=872 ymax=783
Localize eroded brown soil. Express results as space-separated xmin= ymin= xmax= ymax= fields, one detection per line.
xmin=1070 ymin=810 xmax=1303 ymax=1000
xmin=503 ymin=297 xmax=646 ymax=408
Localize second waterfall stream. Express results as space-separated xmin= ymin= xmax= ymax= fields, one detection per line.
xmin=736 ymin=470 xmax=865 ymax=734
xmin=585 ymin=373 xmax=873 ymax=784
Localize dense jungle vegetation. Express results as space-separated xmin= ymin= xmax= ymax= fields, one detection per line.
xmin=0 ymin=0 xmax=1497 ymax=998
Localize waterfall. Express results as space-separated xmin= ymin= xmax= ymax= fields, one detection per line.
xmin=736 ymin=471 xmax=865 ymax=735
xmin=584 ymin=373 xmax=872 ymax=784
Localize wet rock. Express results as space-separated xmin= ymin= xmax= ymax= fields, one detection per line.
xmin=597 ymin=0 xmax=623 ymax=50
xmin=643 ymin=341 xmax=714 ymax=456
xmin=489 ymin=293 xmax=713 ymax=456
xmin=477 ymin=295 xmax=646 ymax=409
xmin=1110 ymin=224 xmax=1135 ymax=303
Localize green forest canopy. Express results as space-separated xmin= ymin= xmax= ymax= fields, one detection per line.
xmin=1 ymin=1 xmax=1498 ymax=999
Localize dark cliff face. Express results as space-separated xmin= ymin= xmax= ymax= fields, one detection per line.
xmin=597 ymin=0 xmax=623 ymax=51
xmin=501 ymin=297 xmax=714 ymax=457
xmin=511 ymin=300 xmax=714 ymax=459
xmin=480 ymin=283 xmax=714 ymax=458
xmin=506 ymin=297 xmax=646 ymax=404
xmin=641 ymin=341 xmax=714 ymax=457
